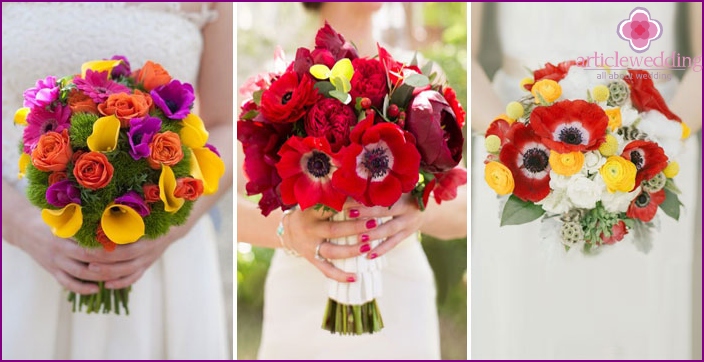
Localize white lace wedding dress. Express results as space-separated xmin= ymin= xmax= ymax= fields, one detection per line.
xmin=2 ymin=3 xmax=227 ymax=359
xmin=472 ymin=3 xmax=700 ymax=359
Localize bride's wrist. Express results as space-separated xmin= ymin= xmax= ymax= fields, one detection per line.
xmin=276 ymin=206 xmax=300 ymax=256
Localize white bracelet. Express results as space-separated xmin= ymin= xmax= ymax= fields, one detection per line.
xmin=277 ymin=207 xmax=300 ymax=257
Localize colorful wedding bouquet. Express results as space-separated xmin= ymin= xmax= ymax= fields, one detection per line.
xmin=15 ymin=56 xmax=225 ymax=314
xmin=483 ymin=60 xmax=687 ymax=253
xmin=238 ymin=24 xmax=466 ymax=334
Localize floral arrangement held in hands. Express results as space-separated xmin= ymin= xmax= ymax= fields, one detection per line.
xmin=483 ymin=60 xmax=687 ymax=253
xmin=15 ymin=56 xmax=225 ymax=314
xmin=238 ymin=23 xmax=467 ymax=335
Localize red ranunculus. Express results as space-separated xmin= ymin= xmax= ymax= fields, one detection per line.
xmin=627 ymin=189 xmax=666 ymax=222
xmin=486 ymin=118 xmax=512 ymax=146
xmin=530 ymin=100 xmax=608 ymax=153
xmin=432 ymin=167 xmax=467 ymax=204
xmin=443 ymin=87 xmax=465 ymax=128
xmin=350 ymin=58 xmax=388 ymax=109
xmin=276 ymin=136 xmax=346 ymax=211
xmin=621 ymin=140 xmax=668 ymax=187
xmin=624 ymin=70 xmax=681 ymax=122
xmin=499 ymin=123 xmax=551 ymax=202
xmin=333 ymin=116 xmax=420 ymax=207
xmin=406 ymin=90 xmax=464 ymax=173
xmin=525 ymin=60 xmax=578 ymax=91
xmin=600 ymin=220 xmax=628 ymax=245
xmin=304 ymin=98 xmax=356 ymax=152
xmin=259 ymin=71 xmax=318 ymax=124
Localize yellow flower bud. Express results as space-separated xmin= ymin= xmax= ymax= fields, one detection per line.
xmin=549 ymin=150 xmax=585 ymax=176
xmin=531 ymin=79 xmax=562 ymax=104
xmin=599 ymin=134 xmax=619 ymax=156
xmin=599 ymin=156 xmax=637 ymax=193
xmin=663 ymin=161 xmax=679 ymax=178
xmin=506 ymin=101 xmax=524 ymax=120
xmin=14 ymin=107 xmax=30 ymax=126
xmin=604 ymin=108 xmax=622 ymax=131
xmin=484 ymin=161 xmax=515 ymax=195
xmin=485 ymin=135 xmax=501 ymax=153
xmin=592 ymin=84 xmax=610 ymax=102
xmin=681 ymin=122 xmax=691 ymax=139
xmin=520 ymin=77 xmax=534 ymax=91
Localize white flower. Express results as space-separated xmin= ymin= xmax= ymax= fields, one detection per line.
xmin=619 ymin=105 xmax=640 ymax=127
xmin=537 ymin=188 xmax=572 ymax=214
xmin=638 ymin=110 xmax=684 ymax=158
xmin=559 ymin=67 xmax=607 ymax=101
xmin=594 ymin=176 xmax=641 ymax=213
xmin=566 ymin=175 xmax=601 ymax=209
xmin=582 ymin=151 xmax=606 ymax=176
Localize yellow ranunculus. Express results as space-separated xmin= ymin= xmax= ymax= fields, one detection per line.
xmin=598 ymin=134 xmax=619 ymax=156
xmin=663 ymin=161 xmax=679 ymax=178
xmin=41 ymin=203 xmax=83 ymax=238
xmin=592 ymin=85 xmax=610 ymax=102
xmin=531 ymin=79 xmax=562 ymax=104
xmin=604 ymin=108 xmax=622 ymax=131
xmin=599 ymin=156 xmax=637 ymax=193
xmin=549 ymin=150 xmax=584 ymax=176
xmin=18 ymin=153 xmax=30 ymax=179
xmin=159 ymin=165 xmax=185 ymax=213
xmin=190 ymin=147 xmax=226 ymax=195
xmin=87 ymin=115 xmax=120 ymax=152
xmin=101 ymin=203 xmax=145 ymax=244
xmin=14 ymin=107 xmax=30 ymax=126
xmin=506 ymin=102 xmax=524 ymax=120
xmin=681 ymin=122 xmax=691 ymax=139
xmin=180 ymin=113 xmax=209 ymax=149
xmin=80 ymin=59 xmax=122 ymax=78
xmin=484 ymin=161 xmax=515 ymax=195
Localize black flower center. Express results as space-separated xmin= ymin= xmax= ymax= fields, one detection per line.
xmin=635 ymin=191 xmax=650 ymax=207
xmin=41 ymin=120 xmax=56 ymax=134
xmin=559 ymin=127 xmax=584 ymax=145
xmin=165 ymin=99 xmax=179 ymax=113
xmin=362 ymin=147 xmax=390 ymax=178
xmin=523 ymin=148 xmax=549 ymax=173
xmin=281 ymin=92 xmax=293 ymax=105
xmin=306 ymin=151 xmax=331 ymax=178
xmin=630 ymin=150 xmax=644 ymax=170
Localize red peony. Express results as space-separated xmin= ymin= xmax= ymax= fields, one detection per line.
xmin=259 ymin=71 xmax=318 ymax=124
xmin=350 ymin=58 xmax=388 ymax=109
xmin=525 ymin=60 xmax=578 ymax=91
xmin=530 ymin=100 xmax=608 ymax=153
xmin=276 ymin=136 xmax=346 ymax=211
xmin=624 ymin=70 xmax=681 ymax=122
xmin=304 ymin=98 xmax=356 ymax=153
xmin=314 ymin=22 xmax=359 ymax=62
xmin=499 ymin=123 xmax=551 ymax=202
xmin=600 ymin=220 xmax=628 ymax=245
xmin=627 ymin=189 xmax=666 ymax=222
xmin=621 ymin=140 xmax=668 ymax=187
xmin=443 ymin=87 xmax=466 ymax=128
xmin=333 ymin=116 xmax=420 ymax=207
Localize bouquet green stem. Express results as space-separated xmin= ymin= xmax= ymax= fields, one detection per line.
xmin=322 ymin=299 xmax=383 ymax=335
xmin=67 ymin=282 xmax=131 ymax=315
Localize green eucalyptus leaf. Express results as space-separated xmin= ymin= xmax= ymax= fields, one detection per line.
xmin=404 ymin=73 xmax=430 ymax=88
xmin=659 ymin=188 xmax=682 ymax=220
xmin=500 ymin=194 xmax=545 ymax=226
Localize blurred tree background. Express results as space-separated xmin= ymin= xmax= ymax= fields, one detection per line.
xmin=236 ymin=2 xmax=467 ymax=359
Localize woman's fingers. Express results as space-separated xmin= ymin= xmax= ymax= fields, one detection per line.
xmin=317 ymin=241 xmax=368 ymax=260
xmin=312 ymin=258 xmax=357 ymax=283
xmin=312 ymin=218 xmax=378 ymax=239
xmin=54 ymin=255 xmax=104 ymax=282
xmin=53 ymin=270 xmax=100 ymax=294
xmin=368 ymin=227 xmax=413 ymax=259
xmin=87 ymin=258 xmax=144 ymax=281
xmin=104 ymin=269 xmax=146 ymax=289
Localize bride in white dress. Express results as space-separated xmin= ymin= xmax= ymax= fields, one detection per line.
xmin=2 ymin=3 xmax=232 ymax=359
xmin=471 ymin=3 xmax=701 ymax=359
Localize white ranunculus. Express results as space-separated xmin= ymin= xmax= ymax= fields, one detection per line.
xmin=548 ymin=170 xmax=571 ymax=189
xmin=595 ymin=176 xmax=641 ymax=213
xmin=537 ymin=188 xmax=572 ymax=215
xmin=582 ymin=151 xmax=606 ymax=176
xmin=566 ymin=175 xmax=601 ymax=209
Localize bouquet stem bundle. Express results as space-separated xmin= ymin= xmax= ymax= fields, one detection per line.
xmin=68 ymin=283 xmax=131 ymax=315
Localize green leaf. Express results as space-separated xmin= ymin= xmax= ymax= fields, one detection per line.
xmin=404 ymin=73 xmax=430 ymax=88
xmin=409 ymin=51 xmax=419 ymax=67
xmin=389 ymin=84 xmax=414 ymax=106
xmin=659 ymin=188 xmax=682 ymax=220
xmin=240 ymin=109 xmax=258 ymax=121
xmin=314 ymin=81 xmax=335 ymax=96
xmin=421 ymin=61 xmax=435 ymax=76
xmin=329 ymin=90 xmax=351 ymax=104
xmin=500 ymin=195 xmax=545 ymax=226
xmin=252 ymin=89 xmax=263 ymax=106
xmin=664 ymin=178 xmax=682 ymax=194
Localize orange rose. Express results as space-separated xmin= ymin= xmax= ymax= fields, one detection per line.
xmin=31 ymin=130 xmax=72 ymax=172
xmin=96 ymin=224 xmax=117 ymax=252
xmin=98 ymin=90 xmax=153 ymax=127
xmin=67 ymin=88 xmax=98 ymax=114
xmin=147 ymin=131 xmax=184 ymax=169
xmin=142 ymin=184 xmax=161 ymax=203
xmin=174 ymin=177 xmax=204 ymax=201
xmin=73 ymin=151 xmax=114 ymax=190
xmin=48 ymin=171 xmax=68 ymax=185
xmin=135 ymin=61 xmax=172 ymax=91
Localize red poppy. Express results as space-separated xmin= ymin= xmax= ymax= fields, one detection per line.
xmin=259 ymin=71 xmax=318 ymax=124
xmin=621 ymin=140 xmax=668 ymax=187
xmin=525 ymin=60 xmax=578 ymax=91
xmin=332 ymin=116 xmax=420 ymax=207
xmin=499 ymin=123 xmax=551 ymax=202
xmin=624 ymin=69 xmax=681 ymax=122
xmin=276 ymin=136 xmax=346 ymax=211
xmin=600 ymin=220 xmax=628 ymax=245
xmin=627 ymin=189 xmax=666 ymax=222
xmin=530 ymin=100 xmax=608 ymax=153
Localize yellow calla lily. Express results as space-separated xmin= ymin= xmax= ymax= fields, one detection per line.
xmin=14 ymin=107 xmax=30 ymax=126
xmin=81 ymin=59 xmax=122 ymax=78
xmin=159 ymin=165 xmax=185 ymax=213
xmin=41 ymin=203 xmax=83 ymax=238
xmin=101 ymin=203 xmax=145 ymax=244
xmin=180 ymin=113 xmax=209 ymax=149
xmin=18 ymin=153 xmax=30 ymax=179
xmin=190 ymin=147 xmax=225 ymax=195
xmin=87 ymin=115 xmax=121 ymax=152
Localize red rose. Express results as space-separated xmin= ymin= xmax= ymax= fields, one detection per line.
xmin=48 ymin=171 xmax=68 ymax=186
xmin=259 ymin=71 xmax=318 ymax=123
xmin=73 ymin=151 xmax=113 ymax=190
xmin=350 ymin=58 xmax=388 ymax=109
xmin=525 ymin=60 xmax=578 ymax=91
xmin=174 ymin=177 xmax=204 ymax=201
xmin=406 ymin=90 xmax=464 ymax=173
xmin=600 ymin=220 xmax=628 ymax=245
xmin=96 ymin=224 xmax=117 ymax=252
xmin=31 ymin=129 xmax=72 ymax=172
xmin=627 ymin=189 xmax=666 ymax=222
xmin=304 ymin=98 xmax=356 ymax=152
xmin=142 ymin=184 xmax=161 ymax=203
xmin=624 ymin=69 xmax=681 ymax=122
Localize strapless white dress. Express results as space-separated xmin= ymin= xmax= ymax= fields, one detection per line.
xmin=2 ymin=3 xmax=227 ymax=359
xmin=471 ymin=3 xmax=700 ymax=359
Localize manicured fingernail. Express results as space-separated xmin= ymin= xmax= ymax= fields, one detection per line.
xmin=361 ymin=234 xmax=370 ymax=243
xmin=360 ymin=243 xmax=371 ymax=253
xmin=349 ymin=209 xmax=360 ymax=218
xmin=365 ymin=219 xmax=377 ymax=229
xmin=89 ymin=264 xmax=100 ymax=272
xmin=347 ymin=276 xmax=356 ymax=282
xmin=369 ymin=253 xmax=378 ymax=260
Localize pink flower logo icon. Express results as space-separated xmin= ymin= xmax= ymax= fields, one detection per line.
xmin=618 ymin=7 xmax=662 ymax=53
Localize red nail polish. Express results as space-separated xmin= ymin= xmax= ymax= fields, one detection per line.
xmin=349 ymin=209 xmax=360 ymax=218
xmin=365 ymin=219 xmax=377 ymax=229
xmin=361 ymin=234 xmax=370 ymax=243
xmin=360 ymin=244 xmax=371 ymax=253
xmin=369 ymin=253 xmax=378 ymax=260
xmin=347 ymin=276 xmax=356 ymax=282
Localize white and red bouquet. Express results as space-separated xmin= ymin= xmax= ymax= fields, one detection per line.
xmin=238 ymin=24 xmax=466 ymax=334
xmin=15 ymin=56 xmax=225 ymax=314
xmin=483 ymin=60 xmax=687 ymax=253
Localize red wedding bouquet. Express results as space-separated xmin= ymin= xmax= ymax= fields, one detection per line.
xmin=483 ymin=60 xmax=686 ymax=253
xmin=238 ymin=24 xmax=466 ymax=334
xmin=14 ymin=56 xmax=225 ymax=314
